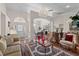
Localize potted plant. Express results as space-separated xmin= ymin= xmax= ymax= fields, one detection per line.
xmin=70 ymin=12 xmax=79 ymax=28
xmin=70 ymin=14 xmax=79 ymax=21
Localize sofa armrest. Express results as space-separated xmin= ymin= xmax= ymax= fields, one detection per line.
xmin=3 ymin=45 xmax=21 ymax=56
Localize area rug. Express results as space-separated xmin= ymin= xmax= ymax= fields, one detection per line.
xmin=28 ymin=42 xmax=73 ymax=56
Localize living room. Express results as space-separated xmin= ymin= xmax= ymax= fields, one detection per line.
xmin=0 ymin=3 xmax=79 ymax=56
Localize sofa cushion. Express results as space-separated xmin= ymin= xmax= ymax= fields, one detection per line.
xmin=65 ymin=34 xmax=73 ymax=42
xmin=60 ymin=40 xmax=73 ymax=45
xmin=60 ymin=40 xmax=74 ymax=48
xmin=13 ymin=38 xmax=19 ymax=42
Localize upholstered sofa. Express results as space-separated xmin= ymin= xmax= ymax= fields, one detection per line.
xmin=3 ymin=45 xmax=22 ymax=56
xmin=5 ymin=34 xmax=20 ymax=46
xmin=0 ymin=36 xmax=22 ymax=56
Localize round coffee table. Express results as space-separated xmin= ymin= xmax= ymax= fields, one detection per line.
xmin=38 ymin=40 xmax=52 ymax=56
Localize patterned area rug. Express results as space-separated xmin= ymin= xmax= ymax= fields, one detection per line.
xmin=29 ymin=42 xmax=73 ymax=56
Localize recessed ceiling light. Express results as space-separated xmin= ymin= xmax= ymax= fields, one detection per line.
xmin=66 ymin=5 xmax=70 ymax=8
xmin=48 ymin=9 xmax=57 ymax=13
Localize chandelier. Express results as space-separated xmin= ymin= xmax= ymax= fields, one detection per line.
xmin=39 ymin=7 xmax=48 ymax=16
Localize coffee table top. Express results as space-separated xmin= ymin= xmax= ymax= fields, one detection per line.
xmin=38 ymin=40 xmax=51 ymax=47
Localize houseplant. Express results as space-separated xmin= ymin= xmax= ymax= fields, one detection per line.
xmin=70 ymin=14 xmax=79 ymax=21
xmin=70 ymin=12 xmax=79 ymax=27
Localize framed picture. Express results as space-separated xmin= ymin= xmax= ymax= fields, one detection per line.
xmin=16 ymin=24 xmax=23 ymax=31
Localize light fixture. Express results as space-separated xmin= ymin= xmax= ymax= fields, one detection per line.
xmin=66 ymin=5 xmax=70 ymax=8
xmin=48 ymin=9 xmax=57 ymax=16
xmin=39 ymin=7 xmax=48 ymax=16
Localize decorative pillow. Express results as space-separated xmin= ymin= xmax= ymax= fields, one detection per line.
xmin=5 ymin=36 xmax=13 ymax=46
xmin=13 ymin=38 xmax=19 ymax=42
xmin=65 ymin=34 xmax=73 ymax=42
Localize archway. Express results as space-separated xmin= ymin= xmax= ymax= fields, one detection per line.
xmin=13 ymin=17 xmax=28 ymax=37
xmin=33 ymin=18 xmax=50 ymax=34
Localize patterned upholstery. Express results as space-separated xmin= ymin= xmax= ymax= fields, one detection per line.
xmin=60 ymin=33 xmax=77 ymax=49
xmin=0 ymin=36 xmax=21 ymax=56
xmin=5 ymin=36 xmax=13 ymax=46
xmin=3 ymin=45 xmax=21 ymax=56
xmin=0 ymin=38 xmax=7 ymax=53
xmin=5 ymin=34 xmax=19 ymax=46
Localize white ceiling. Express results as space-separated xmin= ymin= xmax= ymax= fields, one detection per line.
xmin=41 ymin=3 xmax=79 ymax=14
xmin=34 ymin=18 xmax=50 ymax=26
xmin=5 ymin=3 xmax=79 ymax=16
xmin=5 ymin=3 xmax=42 ymax=12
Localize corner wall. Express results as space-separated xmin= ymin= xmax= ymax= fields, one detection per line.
xmin=0 ymin=4 xmax=10 ymax=35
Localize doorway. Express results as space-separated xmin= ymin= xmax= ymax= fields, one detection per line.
xmin=14 ymin=17 xmax=27 ymax=37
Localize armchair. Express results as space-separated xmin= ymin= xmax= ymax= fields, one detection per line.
xmin=59 ymin=32 xmax=77 ymax=50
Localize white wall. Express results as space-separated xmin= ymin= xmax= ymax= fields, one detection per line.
xmin=53 ymin=10 xmax=78 ymax=32
xmin=6 ymin=15 xmax=10 ymax=35
xmin=0 ymin=4 xmax=10 ymax=35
